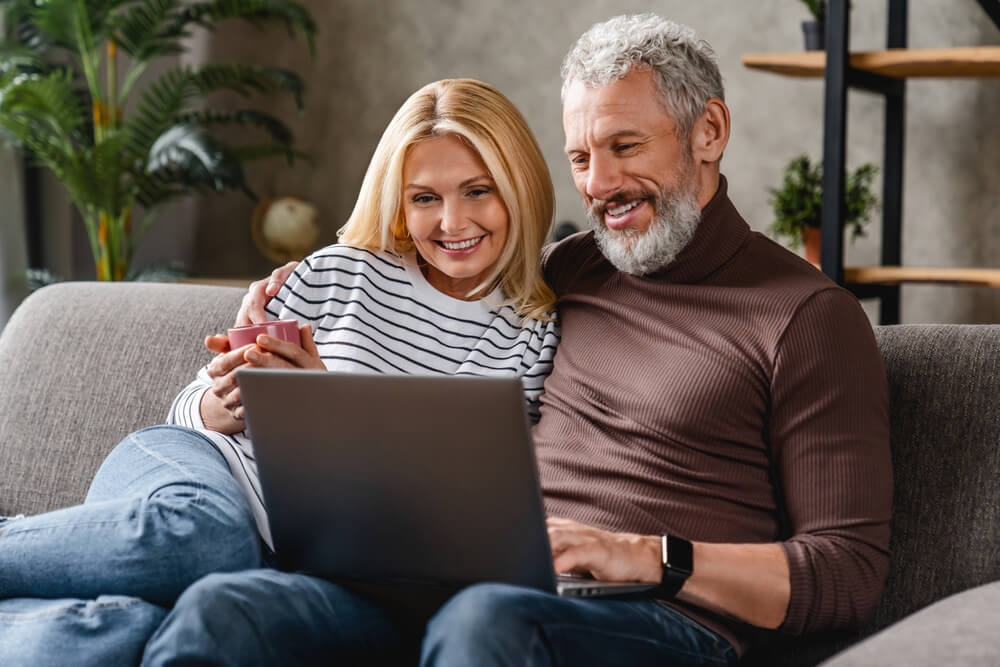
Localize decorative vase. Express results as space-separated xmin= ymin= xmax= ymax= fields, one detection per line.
xmin=802 ymin=20 xmax=825 ymax=51
xmin=802 ymin=226 xmax=821 ymax=265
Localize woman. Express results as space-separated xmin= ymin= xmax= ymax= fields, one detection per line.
xmin=0 ymin=78 xmax=559 ymax=666
xmin=170 ymin=77 xmax=560 ymax=550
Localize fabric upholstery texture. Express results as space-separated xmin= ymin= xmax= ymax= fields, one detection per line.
xmin=820 ymin=581 xmax=1000 ymax=667
xmin=871 ymin=325 xmax=1000 ymax=626
xmin=0 ymin=282 xmax=244 ymax=516
xmin=0 ymin=284 xmax=996 ymax=666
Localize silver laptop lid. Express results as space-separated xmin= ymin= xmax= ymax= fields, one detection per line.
xmin=238 ymin=369 xmax=557 ymax=594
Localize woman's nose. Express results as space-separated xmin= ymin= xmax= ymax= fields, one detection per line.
xmin=439 ymin=201 xmax=469 ymax=235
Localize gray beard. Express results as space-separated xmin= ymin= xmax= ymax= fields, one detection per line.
xmin=586 ymin=183 xmax=701 ymax=276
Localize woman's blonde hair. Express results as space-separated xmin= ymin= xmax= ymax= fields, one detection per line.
xmin=338 ymin=78 xmax=556 ymax=321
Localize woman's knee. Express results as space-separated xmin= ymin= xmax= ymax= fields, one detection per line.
xmin=143 ymin=488 xmax=261 ymax=573
xmin=88 ymin=425 xmax=229 ymax=502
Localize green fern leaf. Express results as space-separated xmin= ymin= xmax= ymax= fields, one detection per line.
xmin=112 ymin=0 xmax=188 ymax=62
xmin=174 ymin=108 xmax=294 ymax=145
xmin=173 ymin=0 xmax=316 ymax=54
xmin=190 ymin=63 xmax=305 ymax=108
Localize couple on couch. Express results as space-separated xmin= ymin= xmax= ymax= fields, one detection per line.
xmin=0 ymin=13 xmax=892 ymax=666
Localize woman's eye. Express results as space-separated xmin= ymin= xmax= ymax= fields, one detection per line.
xmin=412 ymin=194 xmax=436 ymax=205
xmin=467 ymin=186 xmax=491 ymax=198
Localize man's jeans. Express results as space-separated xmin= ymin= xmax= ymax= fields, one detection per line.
xmin=0 ymin=425 xmax=262 ymax=666
xmin=142 ymin=569 xmax=738 ymax=666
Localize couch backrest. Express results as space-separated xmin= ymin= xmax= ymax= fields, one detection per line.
xmin=0 ymin=281 xmax=244 ymax=516
xmin=871 ymin=324 xmax=1000 ymax=624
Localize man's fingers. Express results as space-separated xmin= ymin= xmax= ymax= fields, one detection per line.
xmin=266 ymin=261 xmax=299 ymax=296
xmin=235 ymin=278 xmax=271 ymax=326
xmin=235 ymin=262 xmax=299 ymax=326
xmin=551 ymin=543 xmax=595 ymax=577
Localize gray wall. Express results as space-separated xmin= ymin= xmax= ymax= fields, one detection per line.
xmin=43 ymin=1 xmax=1000 ymax=323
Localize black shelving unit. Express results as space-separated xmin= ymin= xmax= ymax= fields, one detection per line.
xmin=819 ymin=0 xmax=1000 ymax=324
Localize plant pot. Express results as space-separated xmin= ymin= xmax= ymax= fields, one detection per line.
xmin=802 ymin=226 xmax=821 ymax=265
xmin=802 ymin=20 xmax=825 ymax=51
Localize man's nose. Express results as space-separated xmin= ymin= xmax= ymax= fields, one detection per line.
xmin=585 ymin=154 xmax=623 ymax=201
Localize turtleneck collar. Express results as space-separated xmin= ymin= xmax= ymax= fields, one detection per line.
xmin=639 ymin=174 xmax=751 ymax=284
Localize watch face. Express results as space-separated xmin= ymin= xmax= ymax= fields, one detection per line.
xmin=666 ymin=535 xmax=693 ymax=577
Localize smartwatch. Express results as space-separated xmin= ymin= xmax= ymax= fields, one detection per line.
xmin=653 ymin=533 xmax=693 ymax=599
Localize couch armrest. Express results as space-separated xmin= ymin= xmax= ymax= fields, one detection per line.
xmin=0 ymin=281 xmax=245 ymax=516
xmin=820 ymin=581 xmax=1000 ymax=667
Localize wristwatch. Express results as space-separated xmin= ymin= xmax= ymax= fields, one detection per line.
xmin=653 ymin=533 xmax=693 ymax=599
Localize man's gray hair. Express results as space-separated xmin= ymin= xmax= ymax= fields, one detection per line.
xmin=561 ymin=13 xmax=724 ymax=138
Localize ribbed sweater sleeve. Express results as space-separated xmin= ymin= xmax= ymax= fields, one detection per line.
xmin=771 ymin=288 xmax=892 ymax=633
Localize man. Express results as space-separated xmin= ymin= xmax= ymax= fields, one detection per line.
xmin=143 ymin=13 xmax=891 ymax=665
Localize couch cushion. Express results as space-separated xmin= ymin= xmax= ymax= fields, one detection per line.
xmin=0 ymin=281 xmax=244 ymax=516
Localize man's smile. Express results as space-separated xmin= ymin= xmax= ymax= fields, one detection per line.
xmin=595 ymin=196 xmax=651 ymax=232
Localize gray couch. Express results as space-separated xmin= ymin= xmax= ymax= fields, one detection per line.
xmin=1 ymin=281 xmax=997 ymax=666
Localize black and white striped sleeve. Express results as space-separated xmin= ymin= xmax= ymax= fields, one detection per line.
xmin=166 ymin=366 xmax=213 ymax=428
xmin=521 ymin=316 xmax=561 ymax=425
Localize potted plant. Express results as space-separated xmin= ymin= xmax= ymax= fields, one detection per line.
xmin=768 ymin=154 xmax=879 ymax=264
xmin=800 ymin=0 xmax=826 ymax=50
xmin=0 ymin=0 xmax=315 ymax=281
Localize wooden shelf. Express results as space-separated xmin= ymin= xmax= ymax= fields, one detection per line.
xmin=844 ymin=266 xmax=1000 ymax=287
xmin=742 ymin=46 xmax=1000 ymax=78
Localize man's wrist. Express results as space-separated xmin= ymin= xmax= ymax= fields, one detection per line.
xmin=640 ymin=535 xmax=664 ymax=582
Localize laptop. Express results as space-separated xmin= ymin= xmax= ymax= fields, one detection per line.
xmin=237 ymin=369 xmax=657 ymax=598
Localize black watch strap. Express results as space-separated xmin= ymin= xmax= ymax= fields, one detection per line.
xmin=652 ymin=533 xmax=693 ymax=599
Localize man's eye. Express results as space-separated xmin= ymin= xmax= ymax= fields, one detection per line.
xmin=614 ymin=143 xmax=637 ymax=153
xmin=570 ymin=155 xmax=589 ymax=167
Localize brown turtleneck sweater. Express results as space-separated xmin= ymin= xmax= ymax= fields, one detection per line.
xmin=535 ymin=177 xmax=892 ymax=654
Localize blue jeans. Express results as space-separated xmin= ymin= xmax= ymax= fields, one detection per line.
xmin=142 ymin=569 xmax=737 ymax=666
xmin=0 ymin=425 xmax=262 ymax=666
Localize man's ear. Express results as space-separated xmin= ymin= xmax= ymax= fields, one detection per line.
xmin=690 ymin=98 xmax=730 ymax=164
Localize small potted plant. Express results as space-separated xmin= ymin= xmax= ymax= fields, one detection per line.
xmin=768 ymin=154 xmax=879 ymax=264
xmin=800 ymin=0 xmax=826 ymax=50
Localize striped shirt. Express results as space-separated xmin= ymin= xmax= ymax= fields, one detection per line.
xmin=168 ymin=244 xmax=561 ymax=547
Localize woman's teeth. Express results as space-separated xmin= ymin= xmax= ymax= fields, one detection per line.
xmin=440 ymin=236 xmax=483 ymax=250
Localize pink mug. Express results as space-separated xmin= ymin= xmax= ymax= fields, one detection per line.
xmin=227 ymin=319 xmax=302 ymax=350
